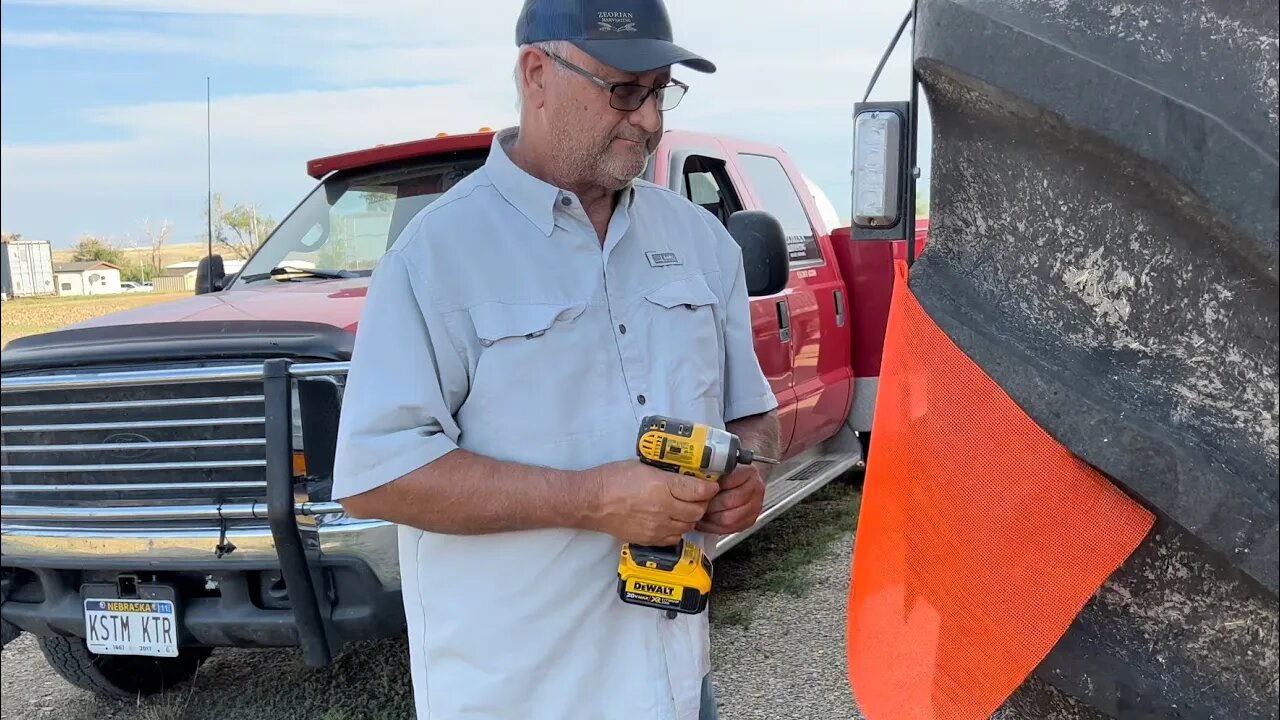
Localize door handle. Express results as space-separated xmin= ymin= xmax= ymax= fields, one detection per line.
xmin=834 ymin=289 xmax=845 ymax=328
xmin=776 ymin=300 xmax=791 ymax=342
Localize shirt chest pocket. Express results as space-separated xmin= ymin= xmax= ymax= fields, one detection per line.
xmin=461 ymin=300 xmax=604 ymax=436
xmin=636 ymin=274 xmax=724 ymax=405
xmin=640 ymin=273 xmax=722 ymax=328
xmin=469 ymin=301 xmax=588 ymax=349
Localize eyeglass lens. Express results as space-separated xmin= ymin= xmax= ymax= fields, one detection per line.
xmin=612 ymin=83 xmax=686 ymax=112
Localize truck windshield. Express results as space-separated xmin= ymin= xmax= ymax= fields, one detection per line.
xmin=232 ymin=154 xmax=487 ymax=286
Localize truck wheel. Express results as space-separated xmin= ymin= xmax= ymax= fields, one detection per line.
xmin=37 ymin=635 xmax=212 ymax=699
xmin=1 ymin=620 xmax=20 ymax=649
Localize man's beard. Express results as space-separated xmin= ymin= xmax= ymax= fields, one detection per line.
xmin=551 ymin=121 xmax=657 ymax=191
xmin=597 ymin=129 xmax=658 ymax=187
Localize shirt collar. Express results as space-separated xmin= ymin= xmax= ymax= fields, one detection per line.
xmin=484 ymin=126 xmax=639 ymax=237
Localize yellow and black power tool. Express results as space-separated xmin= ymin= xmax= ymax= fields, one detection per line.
xmin=617 ymin=414 xmax=777 ymax=617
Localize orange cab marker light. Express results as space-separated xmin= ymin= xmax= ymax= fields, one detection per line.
xmin=845 ymin=259 xmax=1154 ymax=719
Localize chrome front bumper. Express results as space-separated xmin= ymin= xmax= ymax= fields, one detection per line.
xmin=0 ymin=513 xmax=401 ymax=588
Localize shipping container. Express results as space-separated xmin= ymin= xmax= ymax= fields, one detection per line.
xmin=0 ymin=239 xmax=57 ymax=299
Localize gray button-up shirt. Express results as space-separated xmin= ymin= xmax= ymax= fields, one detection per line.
xmin=332 ymin=127 xmax=777 ymax=720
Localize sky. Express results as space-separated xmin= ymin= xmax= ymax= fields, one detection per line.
xmin=0 ymin=0 xmax=928 ymax=249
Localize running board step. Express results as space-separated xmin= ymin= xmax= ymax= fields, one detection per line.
xmin=709 ymin=450 xmax=864 ymax=559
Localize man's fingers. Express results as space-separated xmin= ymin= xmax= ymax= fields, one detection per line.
xmin=695 ymin=518 xmax=734 ymax=535
xmin=715 ymin=506 xmax=754 ymax=529
xmin=668 ymin=499 xmax=707 ymax=524
xmin=667 ymin=475 xmax=719 ymax=503
xmin=641 ymin=528 xmax=687 ymax=546
xmin=717 ymin=467 xmax=754 ymax=491
xmin=698 ymin=505 xmax=758 ymax=535
xmin=706 ymin=483 xmax=753 ymax=515
xmin=706 ymin=469 xmax=764 ymax=514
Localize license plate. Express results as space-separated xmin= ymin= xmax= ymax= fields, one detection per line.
xmin=83 ymin=598 xmax=179 ymax=657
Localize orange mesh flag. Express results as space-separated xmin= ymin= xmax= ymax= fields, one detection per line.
xmin=846 ymin=260 xmax=1154 ymax=719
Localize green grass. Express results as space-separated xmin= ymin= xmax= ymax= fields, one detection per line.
xmin=64 ymin=638 xmax=416 ymax=720
xmin=709 ymin=475 xmax=863 ymax=628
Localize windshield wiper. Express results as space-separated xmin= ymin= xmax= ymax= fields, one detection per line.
xmin=241 ymin=267 xmax=359 ymax=283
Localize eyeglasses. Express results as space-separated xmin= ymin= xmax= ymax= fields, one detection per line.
xmin=541 ymin=49 xmax=689 ymax=112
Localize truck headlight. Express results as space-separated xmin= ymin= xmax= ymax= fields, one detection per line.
xmin=289 ymin=375 xmax=344 ymax=484
xmin=292 ymin=384 xmax=306 ymax=451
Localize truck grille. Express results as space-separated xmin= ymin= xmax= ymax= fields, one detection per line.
xmin=0 ymin=361 xmax=343 ymax=513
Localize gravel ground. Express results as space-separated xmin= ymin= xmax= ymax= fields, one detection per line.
xmin=708 ymin=532 xmax=862 ymax=720
xmin=1 ymin=480 xmax=866 ymax=720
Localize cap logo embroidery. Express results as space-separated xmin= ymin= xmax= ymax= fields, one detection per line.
xmin=598 ymin=11 xmax=637 ymax=32
xmin=646 ymin=250 xmax=681 ymax=268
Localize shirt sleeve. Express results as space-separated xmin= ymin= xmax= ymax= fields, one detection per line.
xmin=704 ymin=214 xmax=780 ymax=423
xmin=330 ymin=248 xmax=467 ymax=501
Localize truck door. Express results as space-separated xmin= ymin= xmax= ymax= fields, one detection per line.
xmin=673 ymin=151 xmax=798 ymax=451
xmin=734 ymin=151 xmax=852 ymax=457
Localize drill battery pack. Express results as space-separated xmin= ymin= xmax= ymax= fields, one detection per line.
xmin=617 ymin=539 xmax=713 ymax=615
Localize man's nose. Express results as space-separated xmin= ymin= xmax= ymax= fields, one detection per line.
xmin=629 ymin=92 xmax=663 ymax=133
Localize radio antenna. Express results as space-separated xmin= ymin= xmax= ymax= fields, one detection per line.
xmin=862 ymin=9 xmax=913 ymax=102
xmin=206 ymin=76 xmax=214 ymax=293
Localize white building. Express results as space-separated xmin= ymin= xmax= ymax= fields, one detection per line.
xmin=153 ymin=259 xmax=246 ymax=293
xmin=54 ymin=261 xmax=123 ymax=296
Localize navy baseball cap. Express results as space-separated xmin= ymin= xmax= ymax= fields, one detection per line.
xmin=515 ymin=0 xmax=716 ymax=74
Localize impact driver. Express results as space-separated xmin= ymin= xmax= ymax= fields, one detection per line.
xmin=616 ymin=414 xmax=777 ymax=617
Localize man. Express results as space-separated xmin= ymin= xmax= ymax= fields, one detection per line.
xmin=331 ymin=1 xmax=780 ymax=718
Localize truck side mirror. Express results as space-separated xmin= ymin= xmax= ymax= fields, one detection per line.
xmin=195 ymin=254 xmax=226 ymax=294
xmin=728 ymin=210 xmax=790 ymax=296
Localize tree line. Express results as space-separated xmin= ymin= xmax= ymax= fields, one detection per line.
xmin=3 ymin=195 xmax=277 ymax=285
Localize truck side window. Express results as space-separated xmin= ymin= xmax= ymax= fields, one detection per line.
xmin=681 ymin=156 xmax=743 ymax=228
xmin=736 ymin=153 xmax=823 ymax=267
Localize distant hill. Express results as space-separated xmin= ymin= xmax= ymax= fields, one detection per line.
xmin=51 ymin=241 xmax=214 ymax=269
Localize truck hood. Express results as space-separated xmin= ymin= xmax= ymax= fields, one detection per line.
xmin=70 ymin=278 xmax=371 ymax=334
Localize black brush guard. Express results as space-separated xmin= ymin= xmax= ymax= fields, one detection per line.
xmin=263 ymin=358 xmax=342 ymax=667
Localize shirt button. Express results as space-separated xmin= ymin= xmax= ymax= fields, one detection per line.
xmin=618 ymin=324 xmax=627 ymax=334
xmin=637 ymin=394 xmax=646 ymax=405
xmin=560 ymin=196 xmax=572 ymax=207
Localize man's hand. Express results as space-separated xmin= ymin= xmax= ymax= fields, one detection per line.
xmin=696 ymin=465 xmax=765 ymax=535
xmin=583 ymin=460 xmax=720 ymax=546
xmin=695 ymin=409 xmax=779 ymax=535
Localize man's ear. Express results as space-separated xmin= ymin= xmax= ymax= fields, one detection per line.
xmin=518 ymin=47 xmax=551 ymax=109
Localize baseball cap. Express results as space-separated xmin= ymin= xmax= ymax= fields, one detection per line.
xmin=515 ymin=0 xmax=716 ymax=75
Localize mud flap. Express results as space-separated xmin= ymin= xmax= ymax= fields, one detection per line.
xmin=845 ymin=260 xmax=1155 ymax=718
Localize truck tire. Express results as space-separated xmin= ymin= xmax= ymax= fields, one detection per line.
xmin=1 ymin=620 xmax=20 ymax=649
xmin=37 ymin=635 xmax=212 ymax=699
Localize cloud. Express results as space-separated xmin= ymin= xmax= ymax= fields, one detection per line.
xmin=1 ymin=82 xmax=521 ymax=241
xmin=3 ymin=0 xmax=915 ymax=86
xmin=1 ymin=0 xmax=926 ymax=245
xmin=0 ymin=29 xmax=191 ymax=52
xmin=0 ymin=0 xmax=404 ymax=17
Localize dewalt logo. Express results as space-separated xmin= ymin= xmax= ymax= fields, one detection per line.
xmin=625 ymin=577 xmax=683 ymax=603
xmin=633 ymin=582 xmax=675 ymax=597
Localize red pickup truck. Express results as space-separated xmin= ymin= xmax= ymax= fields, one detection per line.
xmin=0 ymin=128 xmax=924 ymax=698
